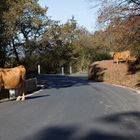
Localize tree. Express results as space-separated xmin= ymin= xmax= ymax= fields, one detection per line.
xmin=37 ymin=17 xmax=78 ymax=73
xmin=0 ymin=0 xmax=10 ymax=67
xmin=1 ymin=0 xmax=50 ymax=68
xmin=88 ymin=0 xmax=140 ymax=23
xmin=89 ymin=0 xmax=140 ymax=53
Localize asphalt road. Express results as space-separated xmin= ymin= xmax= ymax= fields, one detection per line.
xmin=0 ymin=74 xmax=140 ymax=140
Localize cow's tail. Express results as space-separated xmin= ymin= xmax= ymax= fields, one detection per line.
xmin=19 ymin=66 xmax=26 ymax=97
xmin=20 ymin=66 xmax=26 ymax=81
xmin=19 ymin=66 xmax=26 ymax=89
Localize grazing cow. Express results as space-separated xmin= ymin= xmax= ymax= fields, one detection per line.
xmin=0 ymin=65 xmax=26 ymax=101
xmin=113 ymin=50 xmax=130 ymax=64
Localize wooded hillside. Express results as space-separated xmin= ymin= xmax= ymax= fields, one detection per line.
xmin=0 ymin=0 xmax=139 ymax=76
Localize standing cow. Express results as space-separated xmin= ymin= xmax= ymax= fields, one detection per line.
xmin=0 ymin=65 xmax=26 ymax=101
xmin=113 ymin=50 xmax=130 ymax=64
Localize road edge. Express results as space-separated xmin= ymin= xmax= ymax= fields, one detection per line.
xmin=103 ymin=82 xmax=140 ymax=94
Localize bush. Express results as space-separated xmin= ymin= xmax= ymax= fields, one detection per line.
xmin=92 ymin=50 xmax=112 ymax=61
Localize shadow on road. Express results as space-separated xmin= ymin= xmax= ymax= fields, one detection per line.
xmin=37 ymin=74 xmax=89 ymax=89
xmin=25 ymin=111 xmax=140 ymax=140
xmin=98 ymin=111 xmax=140 ymax=131
xmin=27 ymin=127 xmax=129 ymax=140
xmin=26 ymin=94 xmax=50 ymax=100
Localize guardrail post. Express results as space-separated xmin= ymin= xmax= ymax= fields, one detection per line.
xmin=62 ymin=67 xmax=64 ymax=75
xmin=70 ymin=66 xmax=72 ymax=74
xmin=38 ymin=65 xmax=40 ymax=74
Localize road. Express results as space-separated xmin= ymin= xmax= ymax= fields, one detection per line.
xmin=0 ymin=74 xmax=140 ymax=140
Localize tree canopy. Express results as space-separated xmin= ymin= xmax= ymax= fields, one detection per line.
xmin=89 ymin=0 xmax=140 ymax=53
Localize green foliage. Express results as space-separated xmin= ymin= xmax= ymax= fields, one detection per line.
xmin=0 ymin=0 xmax=50 ymax=67
xmin=92 ymin=50 xmax=111 ymax=61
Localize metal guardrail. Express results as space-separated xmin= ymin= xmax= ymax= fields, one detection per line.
xmin=24 ymin=78 xmax=37 ymax=93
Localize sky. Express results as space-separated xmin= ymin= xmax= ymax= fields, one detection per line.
xmin=39 ymin=0 xmax=98 ymax=32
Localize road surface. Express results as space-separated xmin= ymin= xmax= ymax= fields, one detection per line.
xmin=0 ymin=74 xmax=140 ymax=140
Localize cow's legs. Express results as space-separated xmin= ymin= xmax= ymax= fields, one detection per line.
xmin=16 ymin=94 xmax=25 ymax=101
xmin=115 ymin=59 xmax=119 ymax=64
xmin=16 ymin=82 xmax=25 ymax=101
xmin=16 ymin=86 xmax=22 ymax=101
xmin=21 ymin=93 xmax=25 ymax=101
xmin=126 ymin=58 xmax=129 ymax=63
xmin=16 ymin=95 xmax=21 ymax=101
xmin=21 ymin=82 xmax=25 ymax=101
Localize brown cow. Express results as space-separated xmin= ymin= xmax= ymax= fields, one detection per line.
xmin=113 ymin=50 xmax=130 ymax=64
xmin=0 ymin=65 xmax=26 ymax=101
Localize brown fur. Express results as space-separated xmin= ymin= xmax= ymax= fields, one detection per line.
xmin=113 ymin=50 xmax=130 ymax=64
xmin=0 ymin=65 xmax=26 ymax=101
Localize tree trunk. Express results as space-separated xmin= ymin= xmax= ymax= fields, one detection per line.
xmin=0 ymin=48 xmax=6 ymax=67
xmin=13 ymin=45 xmax=20 ymax=64
xmin=12 ymin=40 xmax=20 ymax=64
